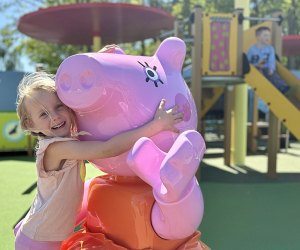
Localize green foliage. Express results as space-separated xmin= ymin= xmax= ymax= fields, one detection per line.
xmin=0 ymin=25 xmax=20 ymax=70
xmin=20 ymin=39 xmax=88 ymax=73
xmin=249 ymin=0 xmax=298 ymax=33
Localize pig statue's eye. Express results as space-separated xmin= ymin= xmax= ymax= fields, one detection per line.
xmin=138 ymin=61 xmax=164 ymax=87
xmin=58 ymin=74 xmax=71 ymax=91
xmin=145 ymin=67 xmax=159 ymax=81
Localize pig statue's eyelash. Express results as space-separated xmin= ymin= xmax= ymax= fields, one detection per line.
xmin=138 ymin=61 xmax=164 ymax=87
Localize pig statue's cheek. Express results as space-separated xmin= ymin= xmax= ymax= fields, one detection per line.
xmin=175 ymin=93 xmax=191 ymax=122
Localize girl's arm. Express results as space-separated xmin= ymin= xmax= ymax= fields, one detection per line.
xmin=44 ymin=99 xmax=183 ymax=171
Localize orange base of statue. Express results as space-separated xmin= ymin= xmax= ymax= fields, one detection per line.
xmin=61 ymin=175 xmax=210 ymax=250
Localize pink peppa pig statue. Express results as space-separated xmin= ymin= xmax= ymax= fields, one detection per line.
xmin=57 ymin=37 xmax=210 ymax=250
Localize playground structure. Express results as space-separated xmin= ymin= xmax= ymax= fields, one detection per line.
xmin=171 ymin=7 xmax=300 ymax=178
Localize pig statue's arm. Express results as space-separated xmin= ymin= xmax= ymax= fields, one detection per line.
xmin=127 ymin=130 xmax=206 ymax=240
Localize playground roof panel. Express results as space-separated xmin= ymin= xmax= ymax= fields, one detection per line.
xmin=17 ymin=3 xmax=175 ymax=45
xmin=283 ymin=35 xmax=300 ymax=56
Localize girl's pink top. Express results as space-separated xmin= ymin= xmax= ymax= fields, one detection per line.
xmin=20 ymin=137 xmax=86 ymax=241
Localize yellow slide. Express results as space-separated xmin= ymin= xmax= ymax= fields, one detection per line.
xmin=244 ymin=65 xmax=300 ymax=140
xmin=277 ymin=62 xmax=300 ymax=101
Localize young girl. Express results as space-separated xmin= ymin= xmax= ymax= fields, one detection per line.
xmin=14 ymin=72 xmax=183 ymax=250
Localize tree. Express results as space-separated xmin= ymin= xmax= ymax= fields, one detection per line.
xmin=21 ymin=40 xmax=88 ymax=73
xmin=0 ymin=26 xmax=19 ymax=70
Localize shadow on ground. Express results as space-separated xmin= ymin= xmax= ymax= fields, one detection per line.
xmin=0 ymin=152 xmax=35 ymax=162
xmin=199 ymin=162 xmax=300 ymax=183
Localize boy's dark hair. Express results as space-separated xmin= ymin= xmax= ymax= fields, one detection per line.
xmin=255 ymin=26 xmax=271 ymax=37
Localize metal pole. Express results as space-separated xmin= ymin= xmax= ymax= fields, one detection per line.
xmin=267 ymin=11 xmax=283 ymax=178
xmin=93 ymin=35 xmax=101 ymax=52
xmin=243 ymin=16 xmax=282 ymax=22
xmin=233 ymin=2 xmax=248 ymax=166
xmin=191 ymin=7 xmax=203 ymax=133
xmin=190 ymin=6 xmax=203 ymax=181
xmin=224 ymin=86 xmax=234 ymax=166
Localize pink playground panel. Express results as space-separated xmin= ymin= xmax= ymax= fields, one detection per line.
xmin=209 ymin=18 xmax=231 ymax=72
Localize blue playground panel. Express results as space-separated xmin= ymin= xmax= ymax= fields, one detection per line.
xmin=0 ymin=71 xmax=26 ymax=112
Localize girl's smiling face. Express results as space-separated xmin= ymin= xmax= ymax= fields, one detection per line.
xmin=25 ymin=89 xmax=73 ymax=138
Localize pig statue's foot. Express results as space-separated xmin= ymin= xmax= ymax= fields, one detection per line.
xmin=157 ymin=130 xmax=206 ymax=203
xmin=127 ymin=137 xmax=166 ymax=188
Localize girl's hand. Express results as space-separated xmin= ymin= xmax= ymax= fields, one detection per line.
xmin=98 ymin=44 xmax=119 ymax=53
xmin=153 ymin=99 xmax=184 ymax=133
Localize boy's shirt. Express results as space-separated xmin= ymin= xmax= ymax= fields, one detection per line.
xmin=247 ymin=44 xmax=276 ymax=72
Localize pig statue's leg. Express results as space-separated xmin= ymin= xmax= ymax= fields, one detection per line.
xmin=127 ymin=130 xmax=206 ymax=240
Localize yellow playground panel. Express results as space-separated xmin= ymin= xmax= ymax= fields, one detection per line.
xmin=0 ymin=112 xmax=34 ymax=152
xmin=202 ymin=12 xmax=241 ymax=76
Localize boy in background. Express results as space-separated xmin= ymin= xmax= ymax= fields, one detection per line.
xmin=247 ymin=26 xmax=297 ymax=96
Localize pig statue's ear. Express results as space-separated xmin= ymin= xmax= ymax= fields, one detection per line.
xmin=155 ymin=37 xmax=186 ymax=70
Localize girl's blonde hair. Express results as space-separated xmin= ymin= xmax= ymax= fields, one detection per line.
xmin=16 ymin=72 xmax=77 ymax=137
